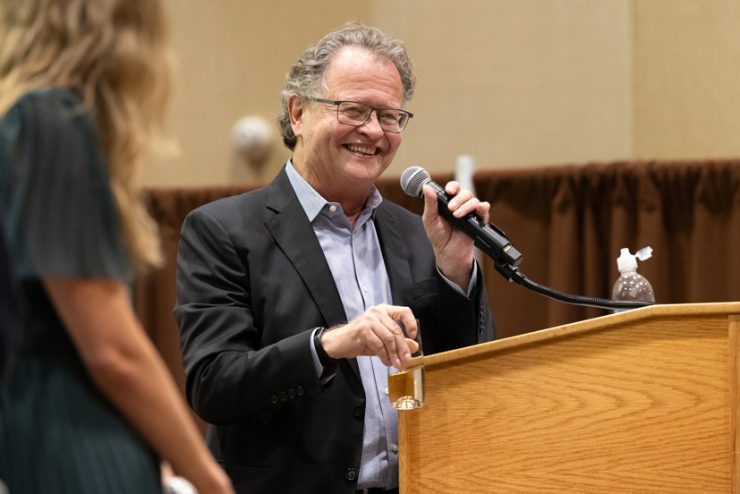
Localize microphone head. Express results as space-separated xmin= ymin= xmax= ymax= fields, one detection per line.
xmin=400 ymin=166 xmax=431 ymax=198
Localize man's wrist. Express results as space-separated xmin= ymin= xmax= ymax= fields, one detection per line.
xmin=436 ymin=259 xmax=478 ymax=297
xmin=313 ymin=326 xmax=336 ymax=366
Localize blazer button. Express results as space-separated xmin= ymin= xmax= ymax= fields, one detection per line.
xmin=279 ymin=391 xmax=288 ymax=402
xmin=270 ymin=395 xmax=279 ymax=405
xmin=345 ymin=467 xmax=358 ymax=482
xmin=296 ymin=385 xmax=304 ymax=396
xmin=288 ymin=388 xmax=296 ymax=399
xmin=353 ymin=404 xmax=364 ymax=420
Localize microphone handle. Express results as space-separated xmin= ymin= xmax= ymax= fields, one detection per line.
xmin=427 ymin=182 xmax=523 ymax=268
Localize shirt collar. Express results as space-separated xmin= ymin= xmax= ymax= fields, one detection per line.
xmin=285 ymin=160 xmax=383 ymax=222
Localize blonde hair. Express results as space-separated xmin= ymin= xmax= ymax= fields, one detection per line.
xmin=0 ymin=0 xmax=173 ymax=269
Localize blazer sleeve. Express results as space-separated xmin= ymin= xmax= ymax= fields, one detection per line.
xmin=174 ymin=206 xmax=324 ymax=425
xmin=435 ymin=263 xmax=495 ymax=346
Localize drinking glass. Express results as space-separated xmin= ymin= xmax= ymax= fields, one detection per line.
xmin=387 ymin=320 xmax=425 ymax=410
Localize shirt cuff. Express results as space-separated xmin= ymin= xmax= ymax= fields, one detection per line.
xmin=309 ymin=327 xmax=324 ymax=376
xmin=309 ymin=327 xmax=337 ymax=386
xmin=437 ymin=260 xmax=478 ymax=298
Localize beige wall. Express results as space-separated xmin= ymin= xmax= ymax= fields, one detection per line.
xmin=373 ymin=0 xmax=632 ymax=175
xmin=634 ymin=0 xmax=740 ymax=160
xmin=144 ymin=0 xmax=740 ymax=186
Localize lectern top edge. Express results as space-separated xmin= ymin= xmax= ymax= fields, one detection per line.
xmin=421 ymin=301 xmax=740 ymax=369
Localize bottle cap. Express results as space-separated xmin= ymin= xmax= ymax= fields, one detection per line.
xmin=616 ymin=246 xmax=653 ymax=273
xmin=635 ymin=246 xmax=653 ymax=261
xmin=616 ymin=248 xmax=637 ymax=273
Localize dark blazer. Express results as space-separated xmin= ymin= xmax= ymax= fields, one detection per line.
xmin=175 ymin=167 xmax=494 ymax=494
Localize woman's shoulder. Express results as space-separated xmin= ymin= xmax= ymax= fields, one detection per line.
xmin=2 ymin=88 xmax=103 ymax=184
xmin=8 ymin=88 xmax=90 ymax=132
xmin=1 ymin=88 xmax=129 ymax=280
xmin=13 ymin=87 xmax=83 ymax=110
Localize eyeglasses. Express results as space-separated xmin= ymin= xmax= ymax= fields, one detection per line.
xmin=306 ymin=96 xmax=413 ymax=133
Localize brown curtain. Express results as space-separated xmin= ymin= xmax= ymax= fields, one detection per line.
xmin=135 ymin=160 xmax=740 ymax=388
xmin=134 ymin=185 xmax=254 ymax=421
xmin=474 ymin=160 xmax=740 ymax=338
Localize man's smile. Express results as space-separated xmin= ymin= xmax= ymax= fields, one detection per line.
xmin=345 ymin=144 xmax=379 ymax=156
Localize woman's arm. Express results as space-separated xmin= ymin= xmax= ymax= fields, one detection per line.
xmin=44 ymin=278 xmax=233 ymax=494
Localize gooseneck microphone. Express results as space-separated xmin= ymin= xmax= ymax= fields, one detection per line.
xmin=400 ymin=166 xmax=523 ymax=269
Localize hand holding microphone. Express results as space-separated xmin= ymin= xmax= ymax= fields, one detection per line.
xmin=400 ymin=166 xmax=523 ymax=269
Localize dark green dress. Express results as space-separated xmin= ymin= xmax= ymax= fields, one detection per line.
xmin=0 ymin=89 xmax=161 ymax=493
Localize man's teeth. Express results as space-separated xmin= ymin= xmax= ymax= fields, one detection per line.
xmin=347 ymin=145 xmax=375 ymax=155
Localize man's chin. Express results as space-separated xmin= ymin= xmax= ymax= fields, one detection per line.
xmin=346 ymin=158 xmax=389 ymax=181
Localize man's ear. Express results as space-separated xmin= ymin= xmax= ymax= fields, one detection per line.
xmin=288 ymin=94 xmax=305 ymax=138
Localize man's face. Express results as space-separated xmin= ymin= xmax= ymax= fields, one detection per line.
xmin=290 ymin=46 xmax=405 ymax=195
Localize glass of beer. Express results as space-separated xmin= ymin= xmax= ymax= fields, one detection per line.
xmin=387 ymin=320 xmax=425 ymax=410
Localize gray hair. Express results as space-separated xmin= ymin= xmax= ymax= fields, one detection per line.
xmin=278 ymin=22 xmax=416 ymax=150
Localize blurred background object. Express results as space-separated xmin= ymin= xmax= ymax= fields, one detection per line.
xmin=230 ymin=115 xmax=274 ymax=182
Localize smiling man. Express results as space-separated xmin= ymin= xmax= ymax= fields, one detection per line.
xmin=175 ymin=23 xmax=495 ymax=494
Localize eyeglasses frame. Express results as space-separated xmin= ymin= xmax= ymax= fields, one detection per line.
xmin=305 ymin=96 xmax=413 ymax=133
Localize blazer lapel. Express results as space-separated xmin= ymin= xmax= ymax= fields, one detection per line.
xmin=263 ymin=169 xmax=348 ymax=327
xmin=374 ymin=203 xmax=414 ymax=306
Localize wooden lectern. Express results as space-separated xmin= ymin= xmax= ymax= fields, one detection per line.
xmin=395 ymin=302 xmax=740 ymax=493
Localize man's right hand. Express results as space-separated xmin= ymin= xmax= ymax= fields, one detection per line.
xmin=319 ymin=304 xmax=419 ymax=369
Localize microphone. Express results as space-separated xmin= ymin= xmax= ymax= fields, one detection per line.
xmin=400 ymin=166 xmax=523 ymax=268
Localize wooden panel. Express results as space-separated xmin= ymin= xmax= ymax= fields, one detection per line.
xmin=398 ymin=303 xmax=740 ymax=493
xmin=730 ymin=315 xmax=740 ymax=494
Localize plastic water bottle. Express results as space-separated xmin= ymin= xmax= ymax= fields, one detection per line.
xmin=611 ymin=247 xmax=655 ymax=310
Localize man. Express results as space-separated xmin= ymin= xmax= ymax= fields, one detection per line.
xmin=175 ymin=23 xmax=495 ymax=494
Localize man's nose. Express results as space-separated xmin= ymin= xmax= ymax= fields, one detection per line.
xmin=358 ymin=110 xmax=385 ymax=136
